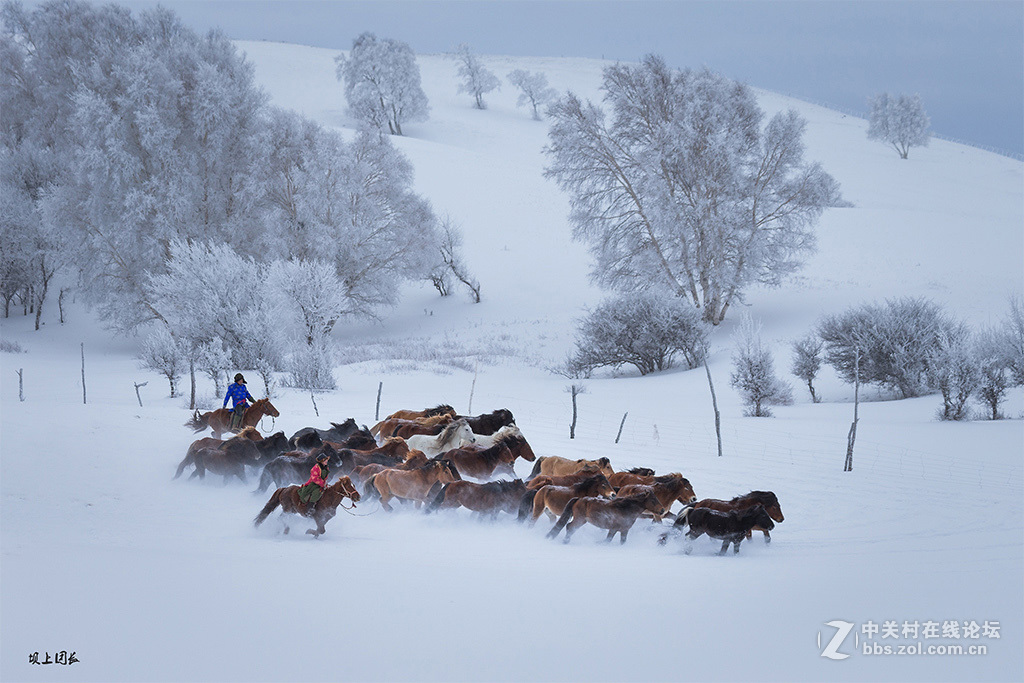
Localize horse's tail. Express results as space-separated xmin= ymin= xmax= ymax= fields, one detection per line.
xmin=253 ymin=489 xmax=283 ymax=527
xmin=254 ymin=466 xmax=275 ymax=494
xmin=546 ymin=497 xmax=579 ymax=539
xmin=369 ymin=422 xmax=381 ymax=438
xmin=173 ymin=452 xmax=193 ymax=480
xmin=658 ymin=504 xmax=694 ymax=546
xmin=525 ymin=456 xmax=545 ymax=481
xmin=517 ymin=489 xmax=538 ymax=523
xmin=185 ymin=410 xmax=208 ymax=433
xmin=425 ymin=483 xmax=450 ymax=514
xmin=362 ymin=473 xmax=382 ymax=501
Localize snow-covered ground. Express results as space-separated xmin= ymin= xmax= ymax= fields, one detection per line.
xmin=2 ymin=42 xmax=1022 ymax=682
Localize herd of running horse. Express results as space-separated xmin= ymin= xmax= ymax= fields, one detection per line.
xmin=177 ymin=401 xmax=785 ymax=550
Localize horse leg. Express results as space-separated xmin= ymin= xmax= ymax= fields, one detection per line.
xmin=718 ymin=539 xmax=731 ymax=555
xmin=603 ymin=530 xmax=616 ymax=543
xmin=619 ymin=527 xmax=629 ymax=545
xmin=733 ymin=536 xmax=743 ymax=554
xmin=684 ymin=529 xmax=703 ymax=555
xmin=563 ymin=517 xmax=586 ymax=545
xmin=762 ymin=529 xmax=771 ymax=544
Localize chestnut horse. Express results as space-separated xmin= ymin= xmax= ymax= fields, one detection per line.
xmin=526 ymin=455 xmax=614 ymax=481
xmin=253 ymin=476 xmax=361 ymax=538
xmin=547 ymin=491 xmax=664 ymax=544
xmin=371 ymin=405 xmax=456 ymax=436
xmin=437 ymin=442 xmax=517 ymax=481
xmin=692 ymin=491 xmax=784 ymax=543
xmin=519 ymin=475 xmax=615 ymax=525
xmin=426 ymin=479 xmax=527 ymax=519
xmin=374 ymin=414 xmax=453 ymax=441
xmin=185 ymin=398 xmax=280 ymax=439
xmin=363 ymin=461 xmax=461 ymax=511
xmin=616 ymin=476 xmax=698 ymax=520
xmin=525 ymin=466 xmax=603 ymax=491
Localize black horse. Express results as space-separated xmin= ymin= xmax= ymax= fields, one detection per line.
xmin=287 ymin=418 xmax=371 ymax=451
xmin=255 ymin=443 xmax=345 ymax=493
xmin=455 ymin=409 xmax=515 ymax=436
xmin=659 ymin=504 xmax=776 ymax=555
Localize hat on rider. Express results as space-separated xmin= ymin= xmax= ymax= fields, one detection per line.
xmin=234 ymin=373 xmax=246 ymax=383
xmin=316 ymin=452 xmax=330 ymax=463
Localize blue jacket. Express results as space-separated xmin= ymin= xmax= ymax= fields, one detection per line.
xmin=224 ymin=382 xmax=255 ymax=409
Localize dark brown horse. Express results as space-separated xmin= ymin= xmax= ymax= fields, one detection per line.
xmin=185 ymin=398 xmax=280 ymax=439
xmin=547 ymin=491 xmax=664 ymax=544
xmin=519 ymin=474 xmax=616 ymax=525
xmin=456 ymin=408 xmax=515 ymax=436
xmin=426 ymin=479 xmax=527 ymax=519
xmin=175 ymin=428 xmax=262 ymax=481
xmin=253 ymin=476 xmax=361 ymax=538
xmin=363 ymin=461 xmax=461 ymax=511
xmin=692 ymin=491 xmax=784 ymax=543
xmin=607 ymin=470 xmax=685 ymax=489
xmin=660 ymin=504 xmax=776 ymax=554
xmin=616 ymin=476 xmax=698 ymax=520
xmin=255 ymin=443 xmax=345 ymax=493
xmin=289 ymin=419 xmax=370 ymax=451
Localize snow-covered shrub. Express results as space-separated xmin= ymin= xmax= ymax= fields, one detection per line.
xmin=1005 ymin=295 xmax=1024 ymax=387
xmin=973 ymin=327 xmax=1011 ymax=420
xmin=925 ymin=328 xmax=978 ymax=421
xmin=867 ymin=92 xmax=931 ymax=159
xmin=731 ymin=316 xmax=793 ymax=417
xmin=818 ymin=297 xmax=961 ymax=399
xmin=570 ymin=293 xmax=708 ymax=376
xmin=791 ymin=333 xmax=823 ymax=402
xmin=0 ymin=339 xmax=25 ymax=353
xmin=285 ymin=339 xmax=336 ymax=392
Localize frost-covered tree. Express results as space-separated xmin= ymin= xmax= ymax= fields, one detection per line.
xmin=818 ymin=297 xmax=961 ymax=399
xmin=454 ymin=43 xmax=499 ymax=109
xmin=507 ymin=69 xmax=557 ymax=120
xmin=139 ymin=325 xmax=187 ymax=397
xmin=545 ymin=56 xmax=843 ymax=325
xmin=867 ymin=92 xmax=931 ymax=159
xmin=434 ymin=218 xmax=480 ymax=303
xmin=973 ymin=327 xmax=1011 ymax=420
xmin=730 ymin=316 xmax=793 ymax=417
xmin=791 ymin=334 xmax=823 ymax=402
xmin=571 ymin=292 xmax=709 ymax=376
xmin=1004 ymin=295 xmax=1024 ymax=386
xmin=926 ymin=327 xmax=978 ymax=421
xmin=335 ymin=32 xmax=429 ymax=136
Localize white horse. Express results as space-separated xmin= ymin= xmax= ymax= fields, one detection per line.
xmin=471 ymin=423 xmax=523 ymax=449
xmin=405 ymin=418 xmax=476 ymax=456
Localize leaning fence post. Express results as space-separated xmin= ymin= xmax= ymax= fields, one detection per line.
xmin=17 ymin=368 xmax=24 ymax=402
xmin=375 ymin=381 xmax=383 ymax=421
xmin=615 ymin=411 xmax=628 ymax=444
xmin=134 ymin=381 xmax=148 ymax=408
xmin=81 ymin=342 xmax=87 ymax=405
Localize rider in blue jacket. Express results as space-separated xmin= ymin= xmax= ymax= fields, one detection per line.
xmin=224 ymin=373 xmax=255 ymax=432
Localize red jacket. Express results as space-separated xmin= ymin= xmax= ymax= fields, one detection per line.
xmin=304 ymin=463 xmax=328 ymax=488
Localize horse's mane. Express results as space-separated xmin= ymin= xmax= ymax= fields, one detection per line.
xmin=231 ymin=426 xmax=261 ymax=441
xmin=732 ymin=491 xmax=778 ymax=506
xmin=572 ymin=474 xmax=609 ymax=493
xmin=627 ymin=467 xmax=655 ymax=475
xmin=437 ymin=418 xmax=470 ymax=445
xmin=425 ymin=404 xmax=455 ymax=417
xmin=483 ymin=479 xmax=523 ymax=493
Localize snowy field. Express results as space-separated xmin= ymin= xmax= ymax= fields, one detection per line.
xmin=2 ymin=42 xmax=1022 ymax=682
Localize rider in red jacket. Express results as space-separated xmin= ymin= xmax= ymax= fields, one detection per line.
xmin=298 ymin=453 xmax=330 ymax=514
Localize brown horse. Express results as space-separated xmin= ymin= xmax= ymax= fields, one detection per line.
xmin=525 ymin=466 xmax=603 ymax=490
xmin=527 ymin=455 xmax=614 ymax=480
xmin=372 ymin=405 xmax=456 ymax=435
xmin=185 ymin=398 xmax=280 ymax=439
xmin=455 ymin=408 xmax=515 ymax=436
xmin=616 ymin=476 xmax=698 ymax=521
xmin=364 ymin=461 xmax=461 ymax=511
xmin=520 ymin=475 xmax=615 ymax=526
xmin=426 ymin=479 xmax=527 ymax=519
xmin=374 ymin=414 xmax=453 ymax=440
xmin=608 ymin=470 xmax=685 ymax=489
xmin=547 ymin=491 xmax=664 ymax=544
xmin=692 ymin=491 xmax=784 ymax=543
xmin=253 ymin=476 xmax=361 ymax=538
xmin=438 ymin=442 xmax=517 ymax=481
xmin=175 ymin=428 xmax=263 ymax=481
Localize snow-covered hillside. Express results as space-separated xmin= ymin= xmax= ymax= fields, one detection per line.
xmin=1 ymin=41 xmax=1021 ymax=683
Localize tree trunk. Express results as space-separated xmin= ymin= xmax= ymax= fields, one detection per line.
xmin=704 ymin=352 xmax=723 ymax=457
xmin=189 ymin=361 xmax=196 ymax=410
xmin=845 ymin=351 xmax=860 ymax=472
xmin=569 ymin=389 xmax=579 ymax=439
